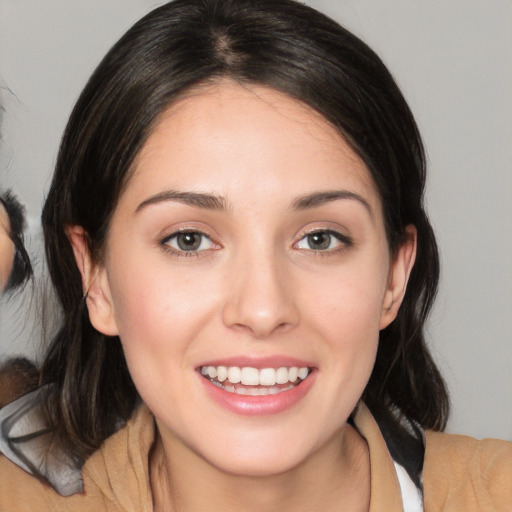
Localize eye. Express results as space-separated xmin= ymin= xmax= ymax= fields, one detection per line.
xmin=162 ymin=231 xmax=215 ymax=253
xmin=295 ymin=230 xmax=350 ymax=252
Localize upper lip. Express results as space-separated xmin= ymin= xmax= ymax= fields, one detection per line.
xmin=197 ymin=355 xmax=315 ymax=370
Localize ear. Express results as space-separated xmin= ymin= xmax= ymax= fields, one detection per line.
xmin=379 ymin=225 xmax=417 ymax=330
xmin=66 ymin=225 xmax=119 ymax=336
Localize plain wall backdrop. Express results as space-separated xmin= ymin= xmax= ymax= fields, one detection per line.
xmin=0 ymin=0 xmax=511 ymax=441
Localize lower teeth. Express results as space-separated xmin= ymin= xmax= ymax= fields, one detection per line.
xmin=210 ymin=380 xmax=296 ymax=396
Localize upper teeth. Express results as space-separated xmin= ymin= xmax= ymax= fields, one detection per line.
xmin=200 ymin=366 xmax=309 ymax=386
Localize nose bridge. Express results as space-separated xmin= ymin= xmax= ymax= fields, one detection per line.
xmin=222 ymin=239 xmax=298 ymax=337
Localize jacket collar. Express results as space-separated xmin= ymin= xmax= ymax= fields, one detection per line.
xmin=83 ymin=402 xmax=404 ymax=511
xmin=353 ymin=403 xmax=404 ymax=511
xmin=1 ymin=392 xmax=404 ymax=511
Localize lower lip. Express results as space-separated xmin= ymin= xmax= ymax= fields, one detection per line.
xmin=200 ymin=371 xmax=316 ymax=416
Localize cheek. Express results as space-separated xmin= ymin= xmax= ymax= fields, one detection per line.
xmin=107 ymin=258 xmax=221 ymax=369
xmin=304 ymin=257 xmax=389 ymax=336
xmin=108 ymin=273 xmax=192 ymax=409
xmin=299 ymin=257 xmax=387 ymax=387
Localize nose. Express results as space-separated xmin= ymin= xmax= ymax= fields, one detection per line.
xmin=222 ymin=248 xmax=299 ymax=338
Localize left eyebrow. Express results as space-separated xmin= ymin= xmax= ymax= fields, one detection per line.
xmin=135 ymin=190 xmax=228 ymax=214
xmin=290 ymin=190 xmax=373 ymax=217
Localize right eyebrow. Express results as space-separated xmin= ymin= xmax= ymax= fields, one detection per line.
xmin=134 ymin=190 xmax=229 ymax=214
xmin=290 ymin=190 xmax=373 ymax=218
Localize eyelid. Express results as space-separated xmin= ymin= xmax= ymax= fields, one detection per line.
xmin=293 ymin=227 xmax=353 ymax=252
xmin=159 ymin=227 xmax=221 ymax=257
xmin=159 ymin=223 xmax=218 ymax=244
xmin=161 ymin=227 xmax=207 ymax=243
xmin=295 ymin=225 xmax=352 ymax=241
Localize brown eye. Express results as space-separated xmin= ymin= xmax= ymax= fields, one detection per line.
xmin=163 ymin=231 xmax=214 ymax=252
xmin=306 ymin=232 xmax=331 ymax=250
xmin=295 ymin=230 xmax=351 ymax=252
xmin=176 ymin=232 xmax=202 ymax=251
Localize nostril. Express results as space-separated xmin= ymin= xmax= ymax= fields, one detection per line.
xmin=221 ymin=255 xmax=300 ymax=337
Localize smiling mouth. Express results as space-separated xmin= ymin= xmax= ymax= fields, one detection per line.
xmin=200 ymin=365 xmax=311 ymax=396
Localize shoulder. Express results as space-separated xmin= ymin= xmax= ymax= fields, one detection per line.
xmin=423 ymin=430 xmax=512 ymax=512
xmin=0 ymin=452 xmax=114 ymax=512
xmin=79 ymin=402 xmax=155 ymax=510
xmin=0 ymin=396 xmax=155 ymax=511
xmin=0 ymin=452 xmax=59 ymax=511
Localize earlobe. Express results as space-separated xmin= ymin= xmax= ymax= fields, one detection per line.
xmin=66 ymin=225 xmax=119 ymax=336
xmin=379 ymin=225 xmax=417 ymax=330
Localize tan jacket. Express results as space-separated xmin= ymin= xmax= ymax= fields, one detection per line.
xmin=1 ymin=403 xmax=511 ymax=511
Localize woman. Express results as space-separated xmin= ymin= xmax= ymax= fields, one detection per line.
xmin=0 ymin=0 xmax=510 ymax=510
xmin=0 ymin=191 xmax=38 ymax=412
xmin=0 ymin=191 xmax=32 ymax=294
xmin=0 ymin=192 xmax=37 ymax=409
xmin=0 ymin=196 xmax=14 ymax=293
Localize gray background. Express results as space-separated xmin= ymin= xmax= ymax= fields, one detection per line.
xmin=1 ymin=0 xmax=511 ymax=440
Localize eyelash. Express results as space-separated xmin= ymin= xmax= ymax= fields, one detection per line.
xmin=294 ymin=229 xmax=353 ymax=254
xmin=159 ymin=228 xmax=352 ymax=258
xmin=160 ymin=230 xmax=219 ymax=258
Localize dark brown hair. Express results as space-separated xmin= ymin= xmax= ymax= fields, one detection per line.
xmin=0 ymin=357 xmax=39 ymax=408
xmin=41 ymin=0 xmax=448 ymax=479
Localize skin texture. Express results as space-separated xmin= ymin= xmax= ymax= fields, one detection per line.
xmin=69 ymin=82 xmax=416 ymax=511
xmin=0 ymin=202 xmax=15 ymax=293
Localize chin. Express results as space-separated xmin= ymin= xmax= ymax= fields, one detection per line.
xmin=185 ymin=421 xmax=334 ymax=479
xmin=205 ymin=447 xmax=310 ymax=478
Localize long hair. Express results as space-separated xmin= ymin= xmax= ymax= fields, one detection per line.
xmin=41 ymin=0 xmax=448 ymax=467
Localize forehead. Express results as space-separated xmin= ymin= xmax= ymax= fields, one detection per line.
xmin=126 ymin=82 xmax=379 ymax=207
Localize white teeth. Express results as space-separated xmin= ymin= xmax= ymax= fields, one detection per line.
xmin=201 ymin=365 xmax=310 ymax=387
xmin=240 ymin=367 xmax=259 ymax=385
xmin=217 ymin=366 xmax=227 ymax=382
xmin=275 ymin=367 xmax=289 ymax=384
xmin=211 ymin=380 xmax=295 ymax=396
xmin=259 ymin=368 xmax=276 ymax=386
xmin=227 ymin=366 xmax=241 ymax=384
xmin=298 ymin=367 xmax=309 ymax=380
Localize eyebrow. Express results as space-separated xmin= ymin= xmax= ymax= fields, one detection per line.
xmin=135 ymin=190 xmax=228 ymax=213
xmin=291 ymin=190 xmax=373 ymax=216
xmin=135 ymin=188 xmax=372 ymax=217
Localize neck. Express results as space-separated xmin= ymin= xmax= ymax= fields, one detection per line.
xmin=150 ymin=423 xmax=370 ymax=512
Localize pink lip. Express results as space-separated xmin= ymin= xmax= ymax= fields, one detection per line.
xmin=197 ymin=355 xmax=315 ymax=369
xmin=199 ymin=369 xmax=317 ymax=416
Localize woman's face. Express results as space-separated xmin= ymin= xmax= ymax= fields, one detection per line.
xmin=81 ymin=82 xmax=414 ymax=476
xmin=0 ymin=203 xmax=15 ymax=292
